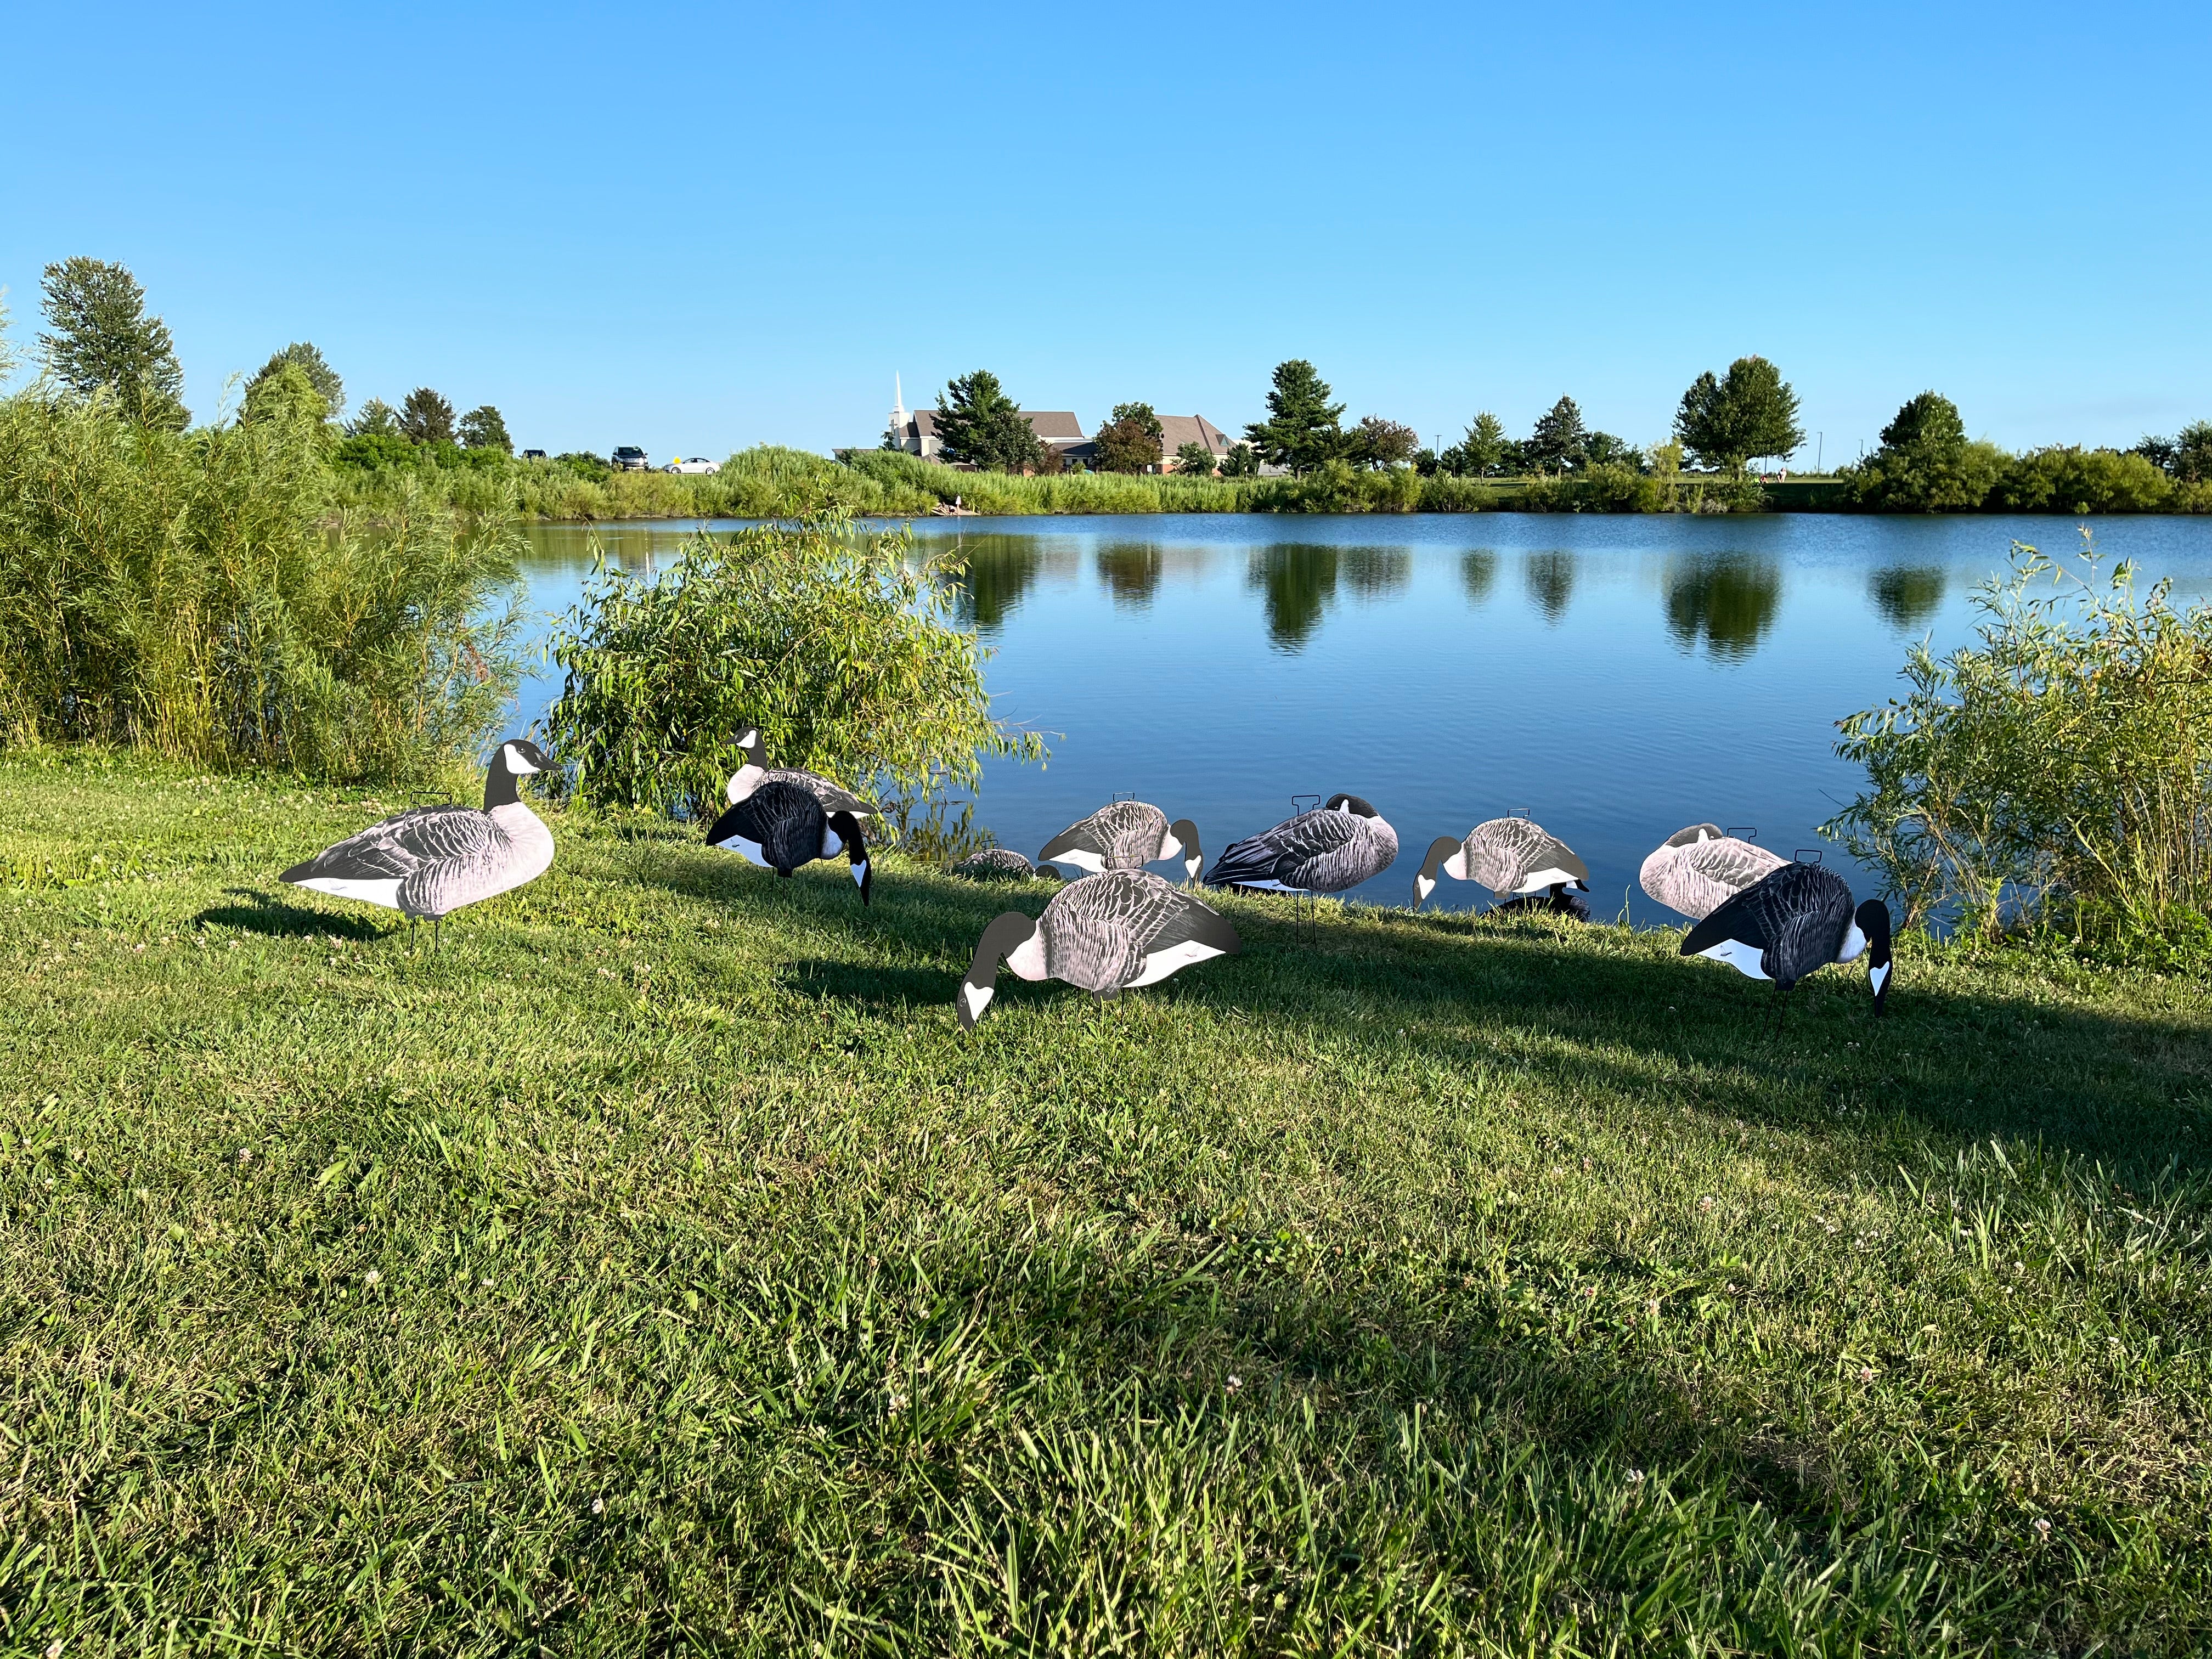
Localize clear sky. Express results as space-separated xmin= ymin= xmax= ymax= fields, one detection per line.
xmin=3 ymin=2 xmax=2205 ymax=465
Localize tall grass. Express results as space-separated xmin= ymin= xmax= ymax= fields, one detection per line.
xmin=1826 ymin=534 xmax=2212 ymax=961
xmin=0 ymin=388 xmax=520 ymax=783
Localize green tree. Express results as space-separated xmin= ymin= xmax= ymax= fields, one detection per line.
xmin=38 ymin=257 xmax=188 ymax=430
xmin=1850 ymin=392 xmax=2004 ymax=511
xmin=1172 ymin=440 xmax=1217 ymax=476
xmin=2175 ymin=420 xmax=2212 ymax=484
xmin=933 ymin=371 xmax=1046 ymax=472
xmin=0 ymin=289 xmax=17 ymax=383
xmin=348 ymin=398 xmax=401 ymax=438
xmin=1675 ymin=356 xmax=1804 ymax=471
xmin=400 ymin=387 xmax=455 ymax=447
xmin=458 ymin=404 xmax=513 ymax=454
xmin=1345 ymin=415 xmax=1417 ymax=470
xmin=240 ymin=360 xmax=331 ymax=430
xmin=1526 ymin=397 xmax=1588 ymax=473
xmin=1442 ymin=411 xmax=1508 ymax=476
xmin=1094 ymin=402 xmax=1165 ymax=472
xmin=247 ymin=343 xmax=343 ymax=421
xmin=545 ymin=517 xmax=1045 ymax=816
xmin=1218 ymin=441 xmax=1261 ymax=478
xmin=1244 ymin=360 xmax=1345 ymax=475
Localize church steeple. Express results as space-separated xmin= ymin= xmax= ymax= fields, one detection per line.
xmin=889 ymin=374 xmax=907 ymax=449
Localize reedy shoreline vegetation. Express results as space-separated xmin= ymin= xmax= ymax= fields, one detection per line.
xmin=5 ymin=751 xmax=2210 ymax=1652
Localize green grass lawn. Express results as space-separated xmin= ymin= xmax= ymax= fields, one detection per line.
xmin=4 ymin=750 xmax=2209 ymax=1655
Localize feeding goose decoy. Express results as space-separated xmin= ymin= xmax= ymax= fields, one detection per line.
xmin=725 ymin=727 xmax=876 ymax=819
xmin=280 ymin=738 xmax=556 ymax=949
xmin=1412 ymin=817 xmax=1590 ymax=916
xmin=957 ymin=869 xmax=1241 ymax=1028
xmin=705 ymin=778 xmax=871 ymax=902
xmin=1680 ymin=861 xmax=1892 ymax=1025
xmin=1205 ymin=793 xmax=1398 ymax=929
xmin=952 ymin=847 xmax=1047 ymax=882
xmin=1639 ymin=823 xmax=1786 ymax=921
xmin=1038 ymin=800 xmax=1203 ymax=882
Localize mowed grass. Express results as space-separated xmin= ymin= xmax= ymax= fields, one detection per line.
xmin=4 ymin=751 xmax=2210 ymax=1656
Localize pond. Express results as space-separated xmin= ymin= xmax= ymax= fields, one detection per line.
xmin=515 ymin=512 xmax=2212 ymax=924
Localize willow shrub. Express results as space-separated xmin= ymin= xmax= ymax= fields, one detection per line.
xmin=1824 ymin=536 xmax=2212 ymax=962
xmin=543 ymin=517 xmax=1044 ymax=820
xmin=0 ymin=389 xmax=520 ymax=782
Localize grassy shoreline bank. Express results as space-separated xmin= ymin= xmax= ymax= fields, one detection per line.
xmin=5 ymin=750 xmax=2210 ymax=1651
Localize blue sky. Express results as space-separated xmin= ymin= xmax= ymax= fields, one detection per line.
xmin=3 ymin=2 xmax=2205 ymax=464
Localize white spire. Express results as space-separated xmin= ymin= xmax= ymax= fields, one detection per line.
xmin=889 ymin=373 xmax=908 ymax=449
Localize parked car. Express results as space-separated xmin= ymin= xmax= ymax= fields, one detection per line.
xmin=664 ymin=456 xmax=722 ymax=476
xmin=521 ymin=448 xmax=547 ymax=460
xmin=611 ymin=445 xmax=650 ymax=472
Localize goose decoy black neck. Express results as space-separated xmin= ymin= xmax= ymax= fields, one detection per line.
xmin=1165 ymin=819 xmax=1202 ymax=883
xmin=483 ymin=738 xmax=551 ymax=808
xmin=960 ymin=911 xmax=1041 ymax=1028
xmin=1855 ymin=899 xmax=1893 ymax=1015
xmin=1412 ymin=836 xmax=1465 ymax=906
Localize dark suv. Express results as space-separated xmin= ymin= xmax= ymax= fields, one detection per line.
xmin=611 ymin=445 xmax=649 ymax=472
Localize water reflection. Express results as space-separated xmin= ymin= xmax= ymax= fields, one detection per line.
xmin=1663 ymin=552 xmax=1782 ymax=662
xmin=1524 ymin=551 xmax=1576 ymax=624
xmin=951 ymin=535 xmax=1047 ymax=631
xmin=1248 ymin=544 xmax=1340 ymax=651
xmin=1461 ymin=550 xmax=1497 ymax=605
xmin=1870 ymin=566 xmax=1947 ymax=631
xmin=1341 ymin=546 xmax=1411 ymax=599
xmin=1096 ymin=541 xmax=1163 ymax=609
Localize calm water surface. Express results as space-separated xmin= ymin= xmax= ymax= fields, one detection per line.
xmin=515 ymin=513 xmax=2212 ymax=924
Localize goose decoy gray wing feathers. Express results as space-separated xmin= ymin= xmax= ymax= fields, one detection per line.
xmin=1039 ymin=799 xmax=1169 ymax=872
xmin=1640 ymin=824 xmax=1787 ymax=920
xmin=1462 ymin=817 xmax=1589 ymax=895
xmin=953 ymin=847 xmax=1042 ymax=881
xmin=1207 ymin=806 xmax=1396 ymax=895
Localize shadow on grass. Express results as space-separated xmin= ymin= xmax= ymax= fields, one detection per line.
xmin=781 ymin=958 xmax=953 ymax=1013
xmin=194 ymin=888 xmax=387 ymax=941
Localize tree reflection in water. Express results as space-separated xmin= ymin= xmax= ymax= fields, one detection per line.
xmin=1341 ymin=546 xmax=1410 ymax=599
xmin=1663 ymin=552 xmax=1782 ymax=662
xmin=1462 ymin=550 xmax=1498 ymax=605
xmin=1248 ymin=544 xmax=1339 ymax=651
xmin=1870 ymin=565 xmax=1946 ymax=631
xmin=1524 ymin=550 xmax=1576 ymax=624
xmin=946 ymin=535 xmax=1045 ymax=633
xmin=1096 ymin=541 xmax=1164 ymax=609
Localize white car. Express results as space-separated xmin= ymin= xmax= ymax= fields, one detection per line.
xmin=664 ymin=456 xmax=721 ymax=475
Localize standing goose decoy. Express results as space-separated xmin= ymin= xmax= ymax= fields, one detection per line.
xmin=1412 ymin=817 xmax=1591 ymax=916
xmin=1639 ymin=823 xmax=1786 ymax=921
xmin=704 ymin=778 xmax=872 ymax=903
xmin=1680 ymin=862 xmax=1893 ymax=1025
xmin=280 ymin=738 xmax=556 ymax=949
xmin=725 ymin=727 xmax=876 ymax=820
xmin=1204 ymin=794 xmax=1398 ymax=931
xmin=957 ymin=869 xmax=1241 ymax=1028
xmin=1037 ymin=800 xmax=1203 ymax=882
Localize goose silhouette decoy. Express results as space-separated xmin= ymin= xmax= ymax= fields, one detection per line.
xmin=280 ymin=738 xmax=556 ymax=949
xmin=1204 ymin=794 xmax=1398 ymax=911
xmin=952 ymin=847 xmax=1049 ymax=882
xmin=1412 ymin=817 xmax=1590 ymax=912
xmin=958 ymin=869 xmax=1241 ymax=1028
xmin=725 ymin=727 xmax=876 ymax=820
xmin=1639 ymin=823 xmax=1786 ymax=921
xmin=1680 ymin=862 xmax=1892 ymax=1024
xmin=705 ymin=778 xmax=871 ymax=902
xmin=1038 ymin=800 xmax=1202 ymax=881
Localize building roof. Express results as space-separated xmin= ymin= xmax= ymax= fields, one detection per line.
xmin=1156 ymin=414 xmax=1234 ymax=456
xmin=906 ymin=409 xmax=1087 ymax=442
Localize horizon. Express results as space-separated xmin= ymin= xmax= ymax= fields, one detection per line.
xmin=4 ymin=1 xmax=2207 ymax=465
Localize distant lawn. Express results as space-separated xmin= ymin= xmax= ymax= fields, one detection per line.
xmin=4 ymin=750 xmax=2209 ymax=1654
